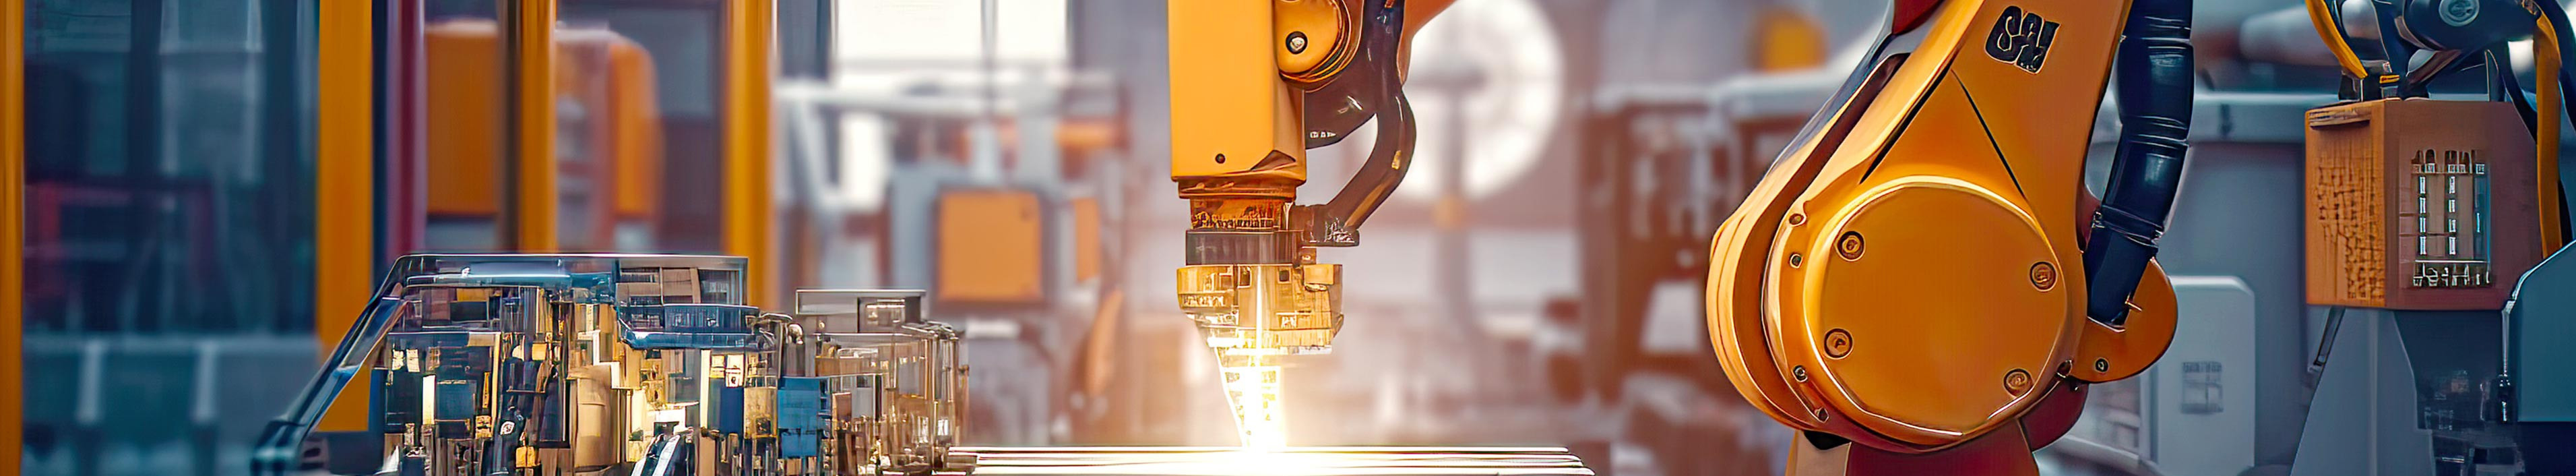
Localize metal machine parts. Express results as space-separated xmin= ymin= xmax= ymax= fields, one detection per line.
xmin=254 ymin=254 xmax=974 ymax=475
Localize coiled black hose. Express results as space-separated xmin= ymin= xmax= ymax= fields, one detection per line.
xmin=2083 ymin=0 xmax=2195 ymax=326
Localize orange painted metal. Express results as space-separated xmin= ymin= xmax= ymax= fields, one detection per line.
xmin=2304 ymin=99 xmax=2542 ymax=309
xmin=604 ymin=39 xmax=662 ymax=221
xmin=1168 ymin=0 xmax=1305 ymax=185
xmin=935 ymin=189 xmax=1048 ymax=304
xmin=1755 ymin=7 xmax=1829 ymax=71
xmin=1273 ymin=0 xmax=1351 ymax=85
xmin=424 ymin=22 xmax=505 ymax=217
xmin=315 ymin=0 xmax=377 ymax=432
xmin=1073 ymin=197 xmax=1103 ymax=282
xmin=514 ymin=0 xmax=559 ymax=251
xmin=423 ymin=22 xmax=659 ymax=248
xmin=724 ymin=0 xmax=774 ymax=307
xmin=555 ymin=30 xmax=664 ymax=247
xmin=2069 ymin=261 xmax=2176 ymax=383
xmin=1 ymin=0 xmax=23 ymax=467
xmin=1707 ymin=0 xmax=2176 ymax=460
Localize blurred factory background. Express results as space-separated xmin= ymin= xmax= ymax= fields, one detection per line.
xmin=5 ymin=0 xmax=2555 ymax=475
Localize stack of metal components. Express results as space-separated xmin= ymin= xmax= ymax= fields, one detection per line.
xmin=249 ymin=254 xmax=1591 ymax=476
xmin=252 ymin=254 xmax=974 ymax=476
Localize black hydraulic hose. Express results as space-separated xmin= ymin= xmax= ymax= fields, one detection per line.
xmin=2493 ymin=49 xmax=2539 ymax=132
xmin=1307 ymin=0 xmax=1415 ymax=246
xmin=2083 ymin=0 xmax=2194 ymax=326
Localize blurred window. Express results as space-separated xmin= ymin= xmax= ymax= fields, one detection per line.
xmin=561 ymin=1 xmax=724 ymax=252
xmin=24 ymin=0 xmax=315 ymax=334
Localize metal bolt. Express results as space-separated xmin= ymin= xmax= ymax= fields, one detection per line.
xmin=1788 ymin=253 xmax=1804 ymax=268
xmin=1792 ymin=365 xmax=1809 ymax=382
xmin=2004 ymin=369 xmax=2034 ymax=395
xmin=2094 ymin=358 xmax=2111 ymax=373
xmin=1787 ymin=213 xmax=1806 ymax=225
xmin=1836 ymin=232 xmax=1864 ymax=261
xmin=2030 ymin=262 xmax=2057 ymax=291
xmin=1286 ymin=32 xmax=1309 ymax=54
xmin=1214 ymin=153 xmax=1228 ymax=164
xmin=1813 ymin=409 xmax=1829 ymax=421
xmin=1823 ymin=329 xmax=1853 ymax=358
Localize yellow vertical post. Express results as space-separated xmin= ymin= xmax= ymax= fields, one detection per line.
xmin=0 ymin=0 xmax=24 ymax=469
xmin=314 ymin=0 xmax=375 ymax=432
xmin=725 ymin=0 xmax=774 ymax=307
xmin=515 ymin=0 xmax=559 ymax=251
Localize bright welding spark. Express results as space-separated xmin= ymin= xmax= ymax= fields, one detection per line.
xmin=1218 ymin=359 xmax=1286 ymax=448
xmin=1206 ymin=326 xmax=1287 ymax=448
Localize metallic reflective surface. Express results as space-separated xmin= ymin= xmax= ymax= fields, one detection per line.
xmin=957 ymin=446 xmax=1590 ymax=476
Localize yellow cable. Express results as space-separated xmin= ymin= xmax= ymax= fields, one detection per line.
xmin=2539 ymin=20 xmax=2567 ymax=251
xmin=2306 ymin=0 xmax=2372 ymax=79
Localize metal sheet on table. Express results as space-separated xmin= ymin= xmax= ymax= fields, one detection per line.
xmin=953 ymin=446 xmax=1594 ymax=476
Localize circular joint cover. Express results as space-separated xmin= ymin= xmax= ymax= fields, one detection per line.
xmin=1276 ymin=0 xmax=1356 ymax=86
xmin=1767 ymin=177 xmax=2082 ymax=451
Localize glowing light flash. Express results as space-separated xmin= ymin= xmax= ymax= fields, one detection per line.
xmin=1201 ymin=324 xmax=1288 ymax=448
xmin=1217 ymin=355 xmax=1286 ymax=448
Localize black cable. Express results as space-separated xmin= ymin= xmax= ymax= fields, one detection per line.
xmin=2374 ymin=0 xmax=2414 ymax=76
xmin=2493 ymin=49 xmax=2540 ymax=133
xmin=2083 ymin=0 xmax=2193 ymax=326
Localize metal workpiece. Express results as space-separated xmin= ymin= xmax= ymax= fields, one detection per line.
xmin=255 ymin=254 xmax=976 ymax=475
xmin=953 ymin=446 xmax=1592 ymax=476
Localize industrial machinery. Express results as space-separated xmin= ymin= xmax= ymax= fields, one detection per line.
xmin=1699 ymin=0 xmax=2195 ymax=473
xmin=1162 ymin=0 xmax=1455 ymax=448
xmin=248 ymin=254 xmax=975 ymax=475
xmin=790 ymin=289 xmax=975 ymax=474
xmin=1171 ymin=0 xmax=2170 ymax=473
xmin=2292 ymin=0 xmax=2576 ymax=474
xmin=1162 ymin=0 xmax=2193 ymax=472
xmin=1167 ymin=0 xmax=2189 ymax=471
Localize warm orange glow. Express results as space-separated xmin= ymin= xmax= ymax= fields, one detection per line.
xmin=1215 ymin=351 xmax=1287 ymax=448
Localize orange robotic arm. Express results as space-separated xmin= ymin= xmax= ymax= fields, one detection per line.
xmin=1164 ymin=0 xmax=2189 ymax=469
xmin=1707 ymin=0 xmax=2189 ymax=473
xmin=1163 ymin=0 xmax=1450 ymax=447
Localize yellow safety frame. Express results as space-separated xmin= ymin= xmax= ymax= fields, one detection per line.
xmin=1 ymin=0 xmax=23 ymax=469
xmin=725 ymin=0 xmax=773 ymax=307
xmin=515 ymin=0 xmax=559 ymax=251
xmin=314 ymin=0 xmax=376 ymax=432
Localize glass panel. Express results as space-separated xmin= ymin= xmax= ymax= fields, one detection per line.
xmin=21 ymin=0 xmax=318 ymax=473
xmin=24 ymin=0 xmax=311 ymax=334
xmin=560 ymin=1 xmax=724 ymax=252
